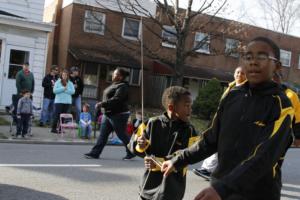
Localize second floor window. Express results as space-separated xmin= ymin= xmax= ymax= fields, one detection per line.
xmin=84 ymin=10 xmax=105 ymax=35
xmin=162 ymin=25 xmax=177 ymax=48
xmin=122 ymin=18 xmax=140 ymax=40
xmin=280 ymin=49 xmax=291 ymax=67
xmin=225 ymin=38 xmax=239 ymax=58
xmin=194 ymin=32 xmax=210 ymax=54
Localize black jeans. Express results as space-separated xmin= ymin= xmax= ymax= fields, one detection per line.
xmin=90 ymin=112 xmax=133 ymax=157
xmin=51 ymin=103 xmax=71 ymax=131
xmin=17 ymin=114 xmax=31 ymax=136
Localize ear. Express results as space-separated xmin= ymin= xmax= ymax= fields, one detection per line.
xmin=275 ymin=60 xmax=282 ymax=71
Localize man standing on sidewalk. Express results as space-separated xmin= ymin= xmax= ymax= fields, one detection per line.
xmin=16 ymin=62 xmax=35 ymax=95
xmin=69 ymin=66 xmax=84 ymax=122
xmin=39 ymin=65 xmax=59 ymax=126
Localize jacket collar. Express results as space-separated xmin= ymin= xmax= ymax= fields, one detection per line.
xmin=239 ymin=80 xmax=281 ymax=96
xmin=160 ymin=112 xmax=190 ymax=127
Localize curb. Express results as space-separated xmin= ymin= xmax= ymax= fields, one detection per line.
xmin=0 ymin=139 xmax=95 ymax=145
xmin=0 ymin=139 xmax=123 ymax=146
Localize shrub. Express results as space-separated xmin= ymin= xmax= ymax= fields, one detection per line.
xmin=192 ymin=78 xmax=223 ymax=119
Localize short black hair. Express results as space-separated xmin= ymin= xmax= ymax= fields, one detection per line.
xmin=162 ymin=86 xmax=191 ymax=110
xmin=250 ymin=37 xmax=280 ymax=60
xmin=116 ymin=68 xmax=130 ymax=79
xmin=21 ymin=89 xmax=30 ymax=95
xmin=24 ymin=62 xmax=29 ymax=65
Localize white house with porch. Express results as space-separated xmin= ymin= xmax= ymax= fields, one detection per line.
xmin=0 ymin=0 xmax=53 ymax=109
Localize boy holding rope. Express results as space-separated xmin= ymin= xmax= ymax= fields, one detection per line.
xmin=128 ymin=86 xmax=199 ymax=200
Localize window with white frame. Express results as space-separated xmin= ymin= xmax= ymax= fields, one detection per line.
xmin=8 ymin=49 xmax=29 ymax=79
xmin=194 ymin=32 xmax=210 ymax=54
xmin=162 ymin=25 xmax=177 ymax=48
xmin=106 ymin=66 xmax=140 ymax=86
xmin=122 ymin=18 xmax=140 ymax=40
xmin=280 ymin=49 xmax=291 ymax=67
xmin=84 ymin=10 xmax=105 ymax=35
xmin=82 ymin=62 xmax=100 ymax=98
xmin=225 ymin=38 xmax=239 ymax=57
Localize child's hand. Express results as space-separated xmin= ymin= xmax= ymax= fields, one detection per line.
xmin=193 ymin=186 xmax=221 ymax=200
xmin=95 ymin=102 xmax=102 ymax=109
xmin=17 ymin=115 xmax=21 ymax=119
xmin=144 ymin=156 xmax=156 ymax=170
xmin=137 ymin=135 xmax=147 ymax=148
xmin=161 ymin=160 xmax=175 ymax=177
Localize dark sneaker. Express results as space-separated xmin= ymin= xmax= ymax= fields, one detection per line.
xmin=192 ymin=169 xmax=211 ymax=181
xmin=84 ymin=153 xmax=99 ymax=159
xmin=51 ymin=129 xmax=58 ymax=134
xmin=122 ymin=154 xmax=136 ymax=160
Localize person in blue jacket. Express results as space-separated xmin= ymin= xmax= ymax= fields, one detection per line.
xmin=51 ymin=69 xmax=75 ymax=133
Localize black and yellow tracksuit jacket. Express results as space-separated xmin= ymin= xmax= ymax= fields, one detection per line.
xmin=128 ymin=113 xmax=199 ymax=200
xmin=171 ymin=81 xmax=294 ymax=200
xmin=282 ymin=84 xmax=300 ymax=139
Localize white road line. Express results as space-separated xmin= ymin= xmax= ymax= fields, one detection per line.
xmin=0 ymin=164 xmax=102 ymax=167
xmin=281 ymin=190 xmax=300 ymax=199
xmin=283 ymin=183 xmax=300 ymax=190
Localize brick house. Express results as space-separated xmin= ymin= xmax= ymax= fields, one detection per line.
xmin=44 ymin=0 xmax=300 ymax=108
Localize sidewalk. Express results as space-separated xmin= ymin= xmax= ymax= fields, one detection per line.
xmin=0 ymin=113 xmax=98 ymax=145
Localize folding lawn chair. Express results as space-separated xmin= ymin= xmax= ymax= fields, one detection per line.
xmin=58 ymin=113 xmax=77 ymax=139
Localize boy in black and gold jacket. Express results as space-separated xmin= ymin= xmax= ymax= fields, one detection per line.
xmin=162 ymin=37 xmax=294 ymax=200
xmin=128 ymin=86 xmax=199 ymax=200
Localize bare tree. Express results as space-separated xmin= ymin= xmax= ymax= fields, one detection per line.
xmin=257 ymin=0 xmax=300 ymax=34
xmin=94 ymin=0 xmax=245 ymax=85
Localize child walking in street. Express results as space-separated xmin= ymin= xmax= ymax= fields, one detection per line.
xmin=80 ymin=103 xmax=92 ymax=139
xmin=16 ymin=90 xmax=33 ymax=138
xmin=128 ymin=86 xmax=199 ymax=200
xmin=161 ymin=37 xmax=294 ymax=200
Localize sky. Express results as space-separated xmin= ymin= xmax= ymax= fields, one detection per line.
xmin=44 ymin=0 xmax=300 ymax=37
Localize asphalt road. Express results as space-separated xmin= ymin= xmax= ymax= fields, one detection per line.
xmin=0 ymin=143 xmax=299 ymax=200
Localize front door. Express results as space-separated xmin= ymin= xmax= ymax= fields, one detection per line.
xmin=0 ymin=45 xmax=33 ymax=106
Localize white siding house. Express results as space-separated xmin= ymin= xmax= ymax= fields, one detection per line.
xmin=0 ymin=0 xmax=53 ymax=109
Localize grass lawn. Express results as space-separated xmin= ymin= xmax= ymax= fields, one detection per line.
xmin=0 ymin=116 xmax=9 ymax=125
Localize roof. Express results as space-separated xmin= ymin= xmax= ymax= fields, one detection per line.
xmin=152 ymin=60 xmax=233 ymax=82
xmin=0 ymin=10 xmax=23 ymax=18
xmin=69 ymin=48 xmax=141 ymax=69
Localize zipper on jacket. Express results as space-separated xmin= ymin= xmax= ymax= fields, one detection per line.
xmin=240 ymin=89 xmax=251 ymax=121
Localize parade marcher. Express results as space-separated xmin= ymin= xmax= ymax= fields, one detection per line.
xmin=16 ymin=62 xmax=35 ymax=95
xmin=161 ymin=37 xmax=294 ymax=200
xmin=193 ymin=66 xmax=246 ymax=180
xmin=39 ymin=65 xmax=59 ymax=126
xmin=51 ymin=69 xmax=75 ymax=133
xmin=273 ymin=69 xmax=300 ymax=147
xmin=129 ymin=86 xmax=197 ymax=200
xmin=128 ymin=86 xmax=199 ymax=200
xmin=84 ymin=68 xmax=135 ymax=160
xmin=16 ymin=90 xmax=33 ymax=138
xmin=69 ymin=66 xmax=84 ymax=122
